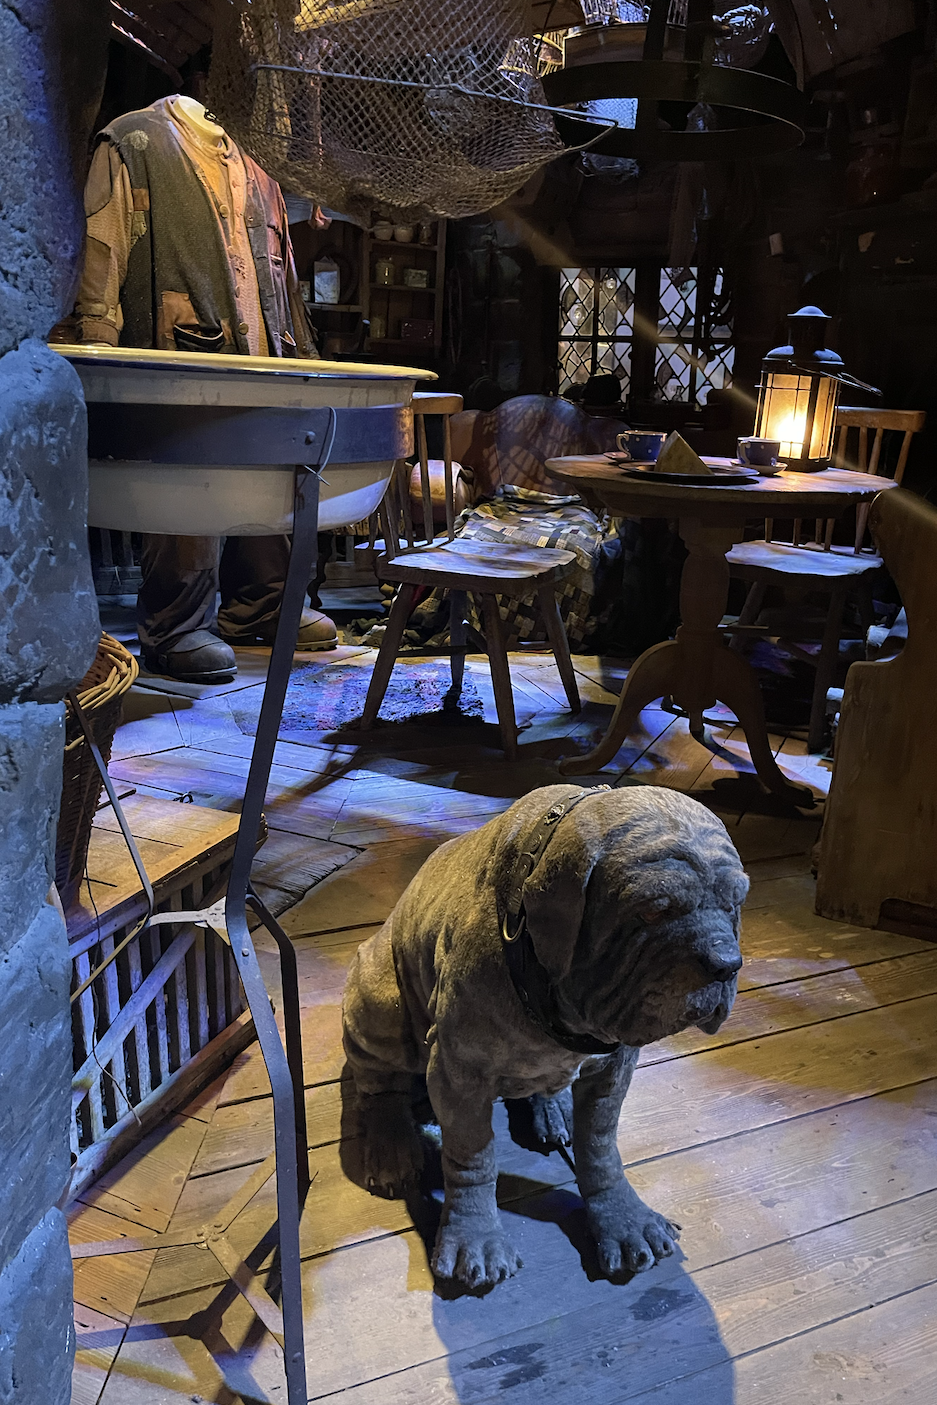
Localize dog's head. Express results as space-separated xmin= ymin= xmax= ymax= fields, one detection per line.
xmin=492 ymin=785 xmax=748 ymax=1048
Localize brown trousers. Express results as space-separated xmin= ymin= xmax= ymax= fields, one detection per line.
xmin=137 ymin=534 xmax=288 ymax=651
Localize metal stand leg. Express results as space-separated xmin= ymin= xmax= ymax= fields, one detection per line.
xmin=71 ymin=478 xmax=321 ymax=1402
xmin=222 ymin=466 xmax=321 ymax=1405
xmin=247 ymin=888 xmax=310 ymax=1200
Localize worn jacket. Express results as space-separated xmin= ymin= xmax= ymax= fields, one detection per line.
xmin=72 ymin=98 xmax=312 ymax=357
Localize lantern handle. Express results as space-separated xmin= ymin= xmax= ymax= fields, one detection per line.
xmin=792 ymin=365 xmax=882 ymax=397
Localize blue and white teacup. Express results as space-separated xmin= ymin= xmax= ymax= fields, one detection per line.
xmin=616 ymin=430 xmax=667 ymax=462
xmin=738 ymin=437 xmax=781 ymax=469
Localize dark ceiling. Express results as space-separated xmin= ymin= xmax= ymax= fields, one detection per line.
xmin=110 ymin=1 xmax=214 ymax=82
xmin=110 ymin=1 xmax=923 ymax=91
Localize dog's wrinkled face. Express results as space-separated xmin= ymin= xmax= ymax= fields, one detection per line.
xmin=580 ymin=854 xmax=748 ymax=1046
xmin=521 ymin=789 xmax=749 ymax=1049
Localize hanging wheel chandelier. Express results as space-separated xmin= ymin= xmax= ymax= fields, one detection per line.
xmin=541 ymin=0 xmax=808 ymax=161
xmin=208 ymin=0 xmax=572 ymax=224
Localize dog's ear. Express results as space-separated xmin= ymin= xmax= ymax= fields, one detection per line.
xmin=521 ymin=843 xmax=598 ymax=982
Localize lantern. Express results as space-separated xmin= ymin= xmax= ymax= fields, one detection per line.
xmin=754 ymin=307 xmax=845 ymax=472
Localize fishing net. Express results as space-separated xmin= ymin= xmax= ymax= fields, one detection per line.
xmin=208 ymin=0 xmax=567 ymax=224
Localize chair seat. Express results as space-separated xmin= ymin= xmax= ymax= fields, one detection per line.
xmin=727 ymin=540 xmax=884 ymax=579
xmin=380 ymin=535 xmax=576 ymax=589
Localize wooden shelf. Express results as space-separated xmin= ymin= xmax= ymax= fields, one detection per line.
xmin=370 ymin=283 xmax=435 ymax=293
xmin=368 ymin=337 xmax=437 ymax=348
xmin=363 ymin=218 xmax=446 ymax=367
xmin=370 ymin=238 xmax=439 ymax=251
xmin=305 ymin=303 xmax=362 ymax=312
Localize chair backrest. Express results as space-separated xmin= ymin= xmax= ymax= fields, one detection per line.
xmin=449 ymin=394 xmax=630 ymax=498
xmin=764 ymin=405 xmax=926 ymax=553
xmin=832 ymin=407 xmax=926 ymax=484
xmin=376 ymin=391 xmax=463 ymax=556
xmin=377 ymin=392 xmax=630 ymax=558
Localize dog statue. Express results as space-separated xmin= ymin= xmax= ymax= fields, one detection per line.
xmin=342 ymin=783 xmax=748 ymax=1289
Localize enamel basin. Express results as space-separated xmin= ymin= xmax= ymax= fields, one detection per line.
xmin=53 ymin=345 xmax=435 ymax=534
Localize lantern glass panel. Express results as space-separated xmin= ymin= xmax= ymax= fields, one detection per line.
xmin=755 ymin=370 xmax=839 ymax=466
xmin=808 ymin=375 xmax=839 ymax=462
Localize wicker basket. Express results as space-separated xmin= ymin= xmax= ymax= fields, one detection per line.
xmin=55 ymin=633 xmax=139 ymax=912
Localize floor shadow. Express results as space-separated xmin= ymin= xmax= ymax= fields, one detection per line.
xmin=428 ymin=1143 xmax=737 ymax=1403
xmin=339 ymin=1072 xmax=736 ymax=1402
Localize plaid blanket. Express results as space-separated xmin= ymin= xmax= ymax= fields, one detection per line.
xmin=452 ymin=486 xmax=605 ymax=647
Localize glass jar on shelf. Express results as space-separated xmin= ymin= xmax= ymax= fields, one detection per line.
xmin=374 ymin=258 xmax=395 ymax=286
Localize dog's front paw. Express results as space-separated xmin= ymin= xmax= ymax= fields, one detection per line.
xmin=432 ymin=1215 xmax=522 ymax=1289
xmin=585 ymin=1181 xmax=681 ymax=1277
xmin=360 ymin=1092 xmax=424 ymax=1198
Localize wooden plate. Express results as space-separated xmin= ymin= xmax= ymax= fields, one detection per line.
xmin=615 ymin=463 xmax=761 ymax=487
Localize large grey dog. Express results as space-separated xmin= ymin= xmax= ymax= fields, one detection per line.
xmin=342 ymin=783 xmax=748 ymax=1289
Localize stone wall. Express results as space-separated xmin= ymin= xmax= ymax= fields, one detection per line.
xmin=0 ymin=3 xmax=110 ymax=1401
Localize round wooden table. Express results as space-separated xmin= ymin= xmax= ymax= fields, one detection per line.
xmin=543 ymin=456 xmax=897 ymax=805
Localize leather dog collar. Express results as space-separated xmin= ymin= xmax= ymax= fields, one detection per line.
xmin=501 ymin=786 xmax=621 ymax=1058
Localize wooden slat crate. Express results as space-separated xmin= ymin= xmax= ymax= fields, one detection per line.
xmin=66 ymin=794 xmax=257 ymax=1200
xmin=88 ymin=527 xmax=142 ymax=596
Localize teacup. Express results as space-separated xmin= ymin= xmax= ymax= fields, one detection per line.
xmin=738 ymin=436 xmax=781 ymax=469
xmin=616 ymin=430 xmax=667 ymax=462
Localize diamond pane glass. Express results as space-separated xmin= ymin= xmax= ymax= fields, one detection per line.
xmin=558 ymin=266 xmax=636 ymax=399
xmin=655 ymin=345 xmax=692 ymax=401
xmin=697 ymin=346 xmax=736 ymax=404
xmin=595 ymin=341 xmax=632 ymax=398
xmin=559 ymin=268 xmax=595 ymax=339
xmin=558 ymin=340 xmax=593 ymax=393
xmin=655 ymin=266 xmax=734 ymax=406
xmin=658 ymin=268 xmax=697 ymax=339
xmin=597 ymin=267 xmax=636 ymax=336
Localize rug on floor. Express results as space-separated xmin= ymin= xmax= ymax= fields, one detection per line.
xmin=232 ymin=658 xmax=485 ymax=735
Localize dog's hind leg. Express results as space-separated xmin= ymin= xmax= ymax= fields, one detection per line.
xmin=504 ymin=1088 xmax=573 ymax=1155
xmin=573 ymin=1046 xmax=681 ymax=1277
xmin=342 ymin=936 xmax=425 ymax=1198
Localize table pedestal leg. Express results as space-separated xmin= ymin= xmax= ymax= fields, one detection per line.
xmin=561 ymin=518 xmax=813 ymax=806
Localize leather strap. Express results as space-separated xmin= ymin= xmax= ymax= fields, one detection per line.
xmin=500 ymin=786 xmax=620 ymax=1057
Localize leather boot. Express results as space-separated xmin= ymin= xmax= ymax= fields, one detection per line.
xmin=221 ymin=607 xmax=338 ymax=651
xmin=143 ymin=629 xmax=237 ymax=683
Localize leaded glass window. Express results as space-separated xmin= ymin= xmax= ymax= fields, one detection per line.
xmin=655 ymin=267 xmax=735 ymax=406
xmin=558 ymin=267 xmax=636 ymax=396
xmin=558 ymin=264 xmax=734 ymax=409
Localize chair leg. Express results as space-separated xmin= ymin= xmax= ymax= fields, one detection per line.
xmin=854 ymin=500 xmax=871 ymax=554
xmin=807 ymin=581 xmax=847 ymax=754
xmin=536 ymin=582 xmax=580 ymax=714
xmin=729 ymin=579 xmax=767 ymax=652
xmin=856 ymin=578 xmax=875 ymax=637
xmin=360 ymin=583 xmax=416 ymax=729
xmin=478 ymin=593 xmax=518 ymax=760
xmin=449 ymin=589 xmax=467 ymax=697
xmin=738 ymin=579 xmax=767 ymax=625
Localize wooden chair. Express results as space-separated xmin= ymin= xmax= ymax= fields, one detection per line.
xmin=833 ymin=407 xmax=926 ymax=552
xmin=359 ymin=393 xmax=581 ymax=759
xmin=816 ymin=486 xmax=937 ymax=933
xmin=726 ymin=406 xmax=926 ymax=753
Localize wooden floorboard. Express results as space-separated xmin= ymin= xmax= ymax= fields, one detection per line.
xmin=623 ymin=1278 xmax=937 ymax=1404
xmin=114 ymin=1081 xmax=937 ymax=1400
xmin=294 ymin=1193 xmax=937 ymax=1404
xmin=184 ymin=946 xmax=937 ymax=1183
xmin=76 ymin=647 xmax=937 ymax=1405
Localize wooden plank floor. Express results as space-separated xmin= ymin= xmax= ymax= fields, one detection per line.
xmin=69 ymin=644 xmax=937 ymax=1405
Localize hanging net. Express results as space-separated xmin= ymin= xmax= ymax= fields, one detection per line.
xmin=207 ymin=0 xmax=567 ymax=224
